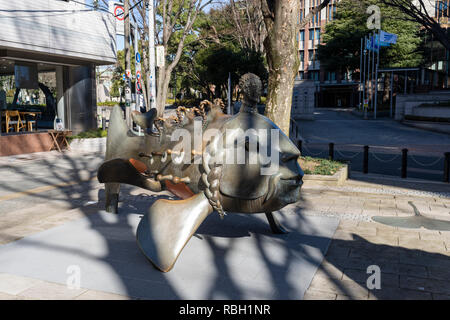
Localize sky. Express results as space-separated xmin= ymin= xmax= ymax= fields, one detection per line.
xmin=82 ymin=0 xmax=224 ymax=51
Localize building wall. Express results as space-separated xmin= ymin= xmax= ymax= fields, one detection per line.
xmin=0 ymin=0 xmax=116 ymax=64
xmin=66 ymin=64 xmax=97 ymax=134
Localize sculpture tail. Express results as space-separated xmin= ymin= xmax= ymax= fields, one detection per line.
xmin=136 ymin=192 xmax=213 ymax=272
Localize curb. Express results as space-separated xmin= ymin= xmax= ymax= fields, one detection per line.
xmin=302 ymin=165 xmax=348 ymax=187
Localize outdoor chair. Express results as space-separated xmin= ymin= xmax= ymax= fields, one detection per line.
xmin=5 ymin=110 xmax=25 ymax=133
xmin=24 ymin=112 xmax=37 ymax=131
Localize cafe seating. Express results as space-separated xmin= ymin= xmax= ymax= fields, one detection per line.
xmin=3 ymin=110 xmax=25 ymax=133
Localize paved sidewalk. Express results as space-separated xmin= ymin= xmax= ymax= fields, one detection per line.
xmin=0 ymin=150 xmax=450 ymax=299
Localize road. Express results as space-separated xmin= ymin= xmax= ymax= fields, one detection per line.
xmin=296 ymin=108 xmax=450 ymax=182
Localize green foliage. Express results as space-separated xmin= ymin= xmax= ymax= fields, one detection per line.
xmin=68 ymin=128 xmax=108 ymax=141
xmin=317 ymin=0 xmax=424 ymax=74
xmin=193 ymin=43 xmax=267 ymax=98
xmin=299 ymin=156 xmax=344 ymax=175
xmin=97 ymin=101 xmax=119 ymax=107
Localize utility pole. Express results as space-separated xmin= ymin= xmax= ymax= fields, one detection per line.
xmin=374 ymin=30 xmax=380 ymax=120
xmin=363 ymin=36 xmax=367 ymax=120
xmin=359 ymin=37 xmax=363 ymax=110
xmin=147 ymin=0 xmax=157 ymax=111
xmin=124 ymin=0 xmax=132 ymax=127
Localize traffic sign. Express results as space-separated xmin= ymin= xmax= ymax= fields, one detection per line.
xmin=136 ymin=79 xmax=142 ymax=93
xmin=135 ymin=52 xmax=141 ymax=64
xmin=114 ymin=5 xmax=125 ymax=21
xmin=136 ymin=71 xmax=141 ymax=80
xmin=125 ymin=69 xmax=131 ymax=78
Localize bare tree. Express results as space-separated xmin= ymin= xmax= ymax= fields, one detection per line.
xmin=380 ymin=0 xmax=450 ymax=51
xmin=260 ymin=0 xmax=330 ymax=134
xmin=131 ymin=0 xmax=212 ymax=116
xmin=229 ymin=0 xmax=266 ymax=53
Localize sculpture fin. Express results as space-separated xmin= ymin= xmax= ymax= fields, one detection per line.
xmin=131 ymin=108 xmax=157 ymax=130
xmin=105 ymin=106 xmax=144 ymax=160
xmin=136 ymin=192 xmax=213 ymax=272
xmin=98 ymin=159 xmax=161 ymax=192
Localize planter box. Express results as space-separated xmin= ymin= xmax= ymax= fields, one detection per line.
xmin=302 ymin=164 xmax=348 ymax=187
xmin=70 ymin=137 xmax=106 ymax=153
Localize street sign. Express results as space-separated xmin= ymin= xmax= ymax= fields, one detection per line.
xmin=364 ymin=98 xmax=369 ymax=108
xmin=136 ymin=79 xmax=142 ymax=93
xmin=109 ymin=2 xmax=125 ymax=36
xmin=156 ymin=45 xmax=165 ymax=67
xmin=136 ymin=70 xmax=141 ymax=80
xmin=135 ymin=52 xmax=141 ymax=64
xmin=114 ymin=5 xmax=125 ymax=21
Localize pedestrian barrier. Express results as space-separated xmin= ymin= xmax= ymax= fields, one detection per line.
xmin=295 ymin=138 xmax=450 ymax=183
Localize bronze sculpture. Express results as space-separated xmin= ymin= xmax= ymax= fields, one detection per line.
xmin=97 ymin=73 xmax=304 ymax=272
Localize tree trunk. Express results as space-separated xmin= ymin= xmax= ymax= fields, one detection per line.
xmin=262 ymin=0 xmax=299 ymax=135
xmin=156 ymin=66 xmax=172 ymax=116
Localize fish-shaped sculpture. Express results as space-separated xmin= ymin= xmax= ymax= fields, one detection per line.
xmin=97 ymin=73 xmax=304 ymax=272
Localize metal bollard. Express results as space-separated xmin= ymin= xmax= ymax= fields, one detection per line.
xmin=401 ymin=148 xmax=408 ymax=179
xmin=444 ymin=152 xmax=450 ymax=183
xmin=329 ymin=143 xmax=334 ymax=161
xmin=363 ymin=145 xmax=369 ymax=174
xmin=297 ymin=139 xmax=303 ymax=156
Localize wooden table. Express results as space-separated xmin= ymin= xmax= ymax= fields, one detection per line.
xmin=19 ymin=111 xmax=41 ymax=131
xmin=48 ymin=130 xmax=72 ymax=152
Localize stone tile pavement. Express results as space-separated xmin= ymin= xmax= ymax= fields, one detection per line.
xmin=1 ymin=151 xmax=450 ymax=299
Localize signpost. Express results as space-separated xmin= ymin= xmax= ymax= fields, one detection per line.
xmin=109 ymin=2 xmax=125 ymax=36
xmin=147 ymin=1 xmax=157 ymax=111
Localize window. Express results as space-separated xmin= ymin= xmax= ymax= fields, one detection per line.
xmin=300 ymin=30 xmax=305 ymax=41
xmin=298 ymin=71 xmax=304 ymax=80
xmin=308 ymin=50 xmax=314 ymax=61
xmin=309 ymin=29 xmax=314 ymax=40
xmin=315 ymin=29 xmax=321 ymax=42
xmin=436 ymin=0 xmax=449 ymax=18
xmin=299 ymin=51 xmax=304 ymax=62
xmin=326 ymin=71 xmax=336 ymax=81
xmin=328 ymin=4 xmax=337 ymax=21
xmin=308 ymin=71 xmax=319 ymax=81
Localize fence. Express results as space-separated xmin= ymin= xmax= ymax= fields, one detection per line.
xmin=288 ymin=122 xmax=450 ymax=182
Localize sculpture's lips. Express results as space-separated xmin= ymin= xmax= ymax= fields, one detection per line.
xmin=280 ymin=174 xmax=303 ymax=187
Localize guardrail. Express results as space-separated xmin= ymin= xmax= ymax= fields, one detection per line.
xmin=293 ymin=137 xmax=450 ymax=183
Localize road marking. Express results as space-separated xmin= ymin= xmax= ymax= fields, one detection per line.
xmin=0 ymin=178 xmax=97 ymax=202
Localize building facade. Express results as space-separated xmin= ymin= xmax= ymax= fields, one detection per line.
xmin=297 ymin=0 xmax=449 ymax=109
xmin=0 ymin=0 xmax=116 ymax=134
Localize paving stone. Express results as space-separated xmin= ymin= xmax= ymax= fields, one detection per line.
xmin=398 ymin=238 xmax=446 ymax=253
xmin=432 ymin=293 xmax=450 ymax=300
xmin=75 ymin=290 xmax=130 ymax=300
xmin=303 ymin=289 xmax=336 ymax=300
xmin=332 ymin=230 xmax=355 ymax=241
xmin=368 ymin=288 xmax=432 ymax=300
xmin=397 ymin=264 xmax=428 ymax=278
xmin=0 ymin=274 xmax=43 ymax=295
xmin=399 ymin=276 xmax=450 ymax=295
xmin=17 ymin=281 xmax=88 ymax=300
xmin=308 ymin=276 xmax=369 ymax=299
xmin=342 ymin=268 xmax=399 ymax=288
xmin=343 ymin=226 xmax=377 ymax=237
xmin=427 ymin=266 xmax=450 ymax=281
xmin=0 ymin=292 xmax=18 ymax=300
xmin=419 ymin=230 xmax=445 ymax=241
xmin=394 ymin=229 xmax=420 ymax=239
xmin=317 ymin=261 xmax=344 ymax=280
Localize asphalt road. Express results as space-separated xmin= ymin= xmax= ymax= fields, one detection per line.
xmin=296 ymin=108 xmax=450 ymax=182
